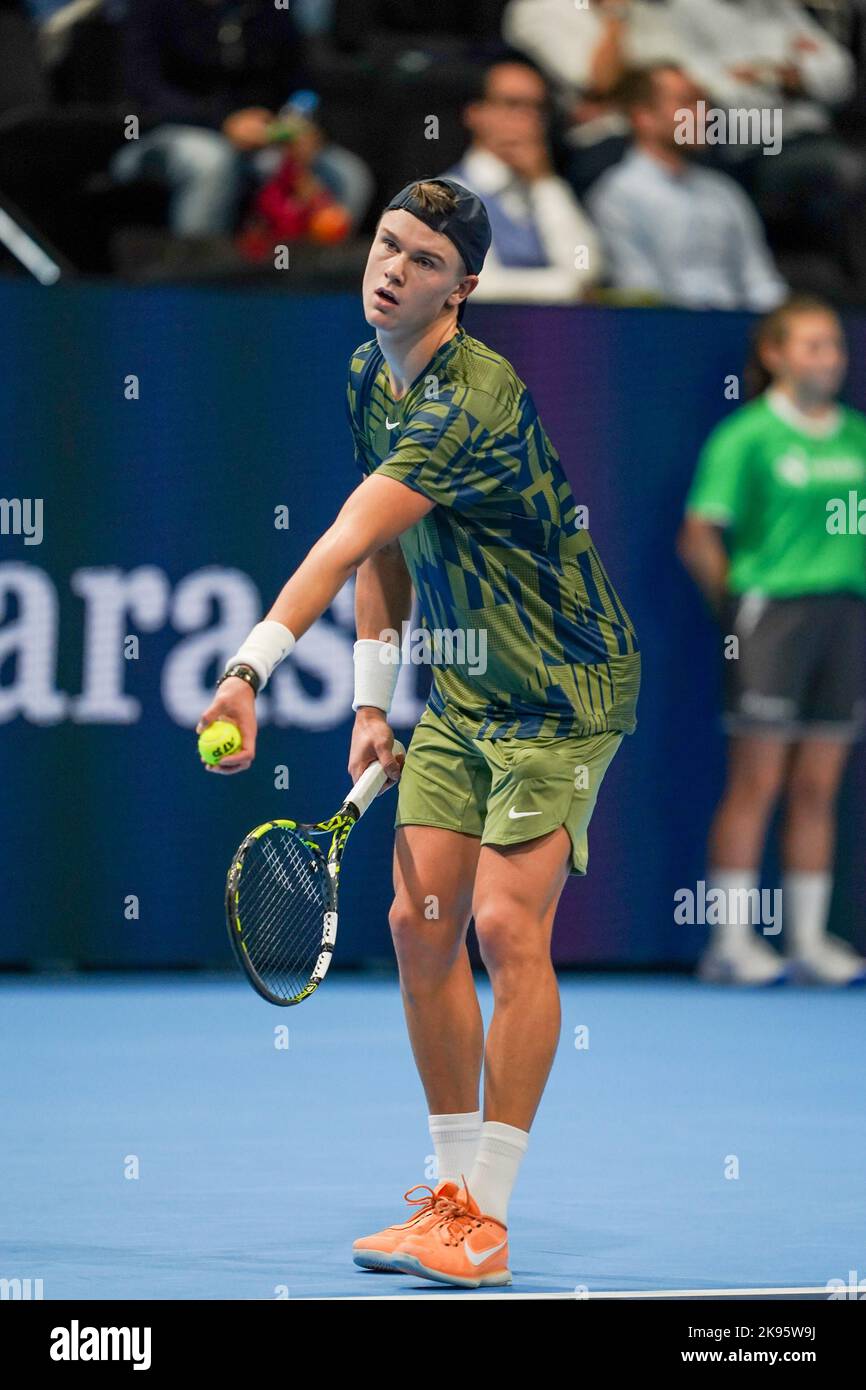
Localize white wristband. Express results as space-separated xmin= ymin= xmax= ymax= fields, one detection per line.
xmin=352 ymin=638 xmax=401 ymax=714
xmin=227 ymin=620 xmax=296 ymax=692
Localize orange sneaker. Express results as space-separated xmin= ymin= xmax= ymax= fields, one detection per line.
xmin=353 ymin=1180 xmax=461 ymax=1271
xmin=389 ymin=1182 xmax=511 ymax=1287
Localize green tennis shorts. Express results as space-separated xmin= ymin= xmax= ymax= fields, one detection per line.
xmin=394 ymin=704 xmax=624 ymax=876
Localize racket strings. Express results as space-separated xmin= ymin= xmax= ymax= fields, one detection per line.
xmin=241 ymin=836 xmax=326 ymax=995
xmin=236 ymin=828 xmax=331 ymax=1001
xmin=250 ymin=832 xmax=327 ymax=955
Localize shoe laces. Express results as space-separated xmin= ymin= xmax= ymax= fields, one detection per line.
xmin=428 ymin=1192 xmax=484 ymax=1245
xmin=401 ymin=1184 xmax=453 ymax=1220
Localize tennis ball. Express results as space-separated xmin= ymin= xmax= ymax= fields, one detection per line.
xmin=198 ymin=720 xmax=242 ymax=765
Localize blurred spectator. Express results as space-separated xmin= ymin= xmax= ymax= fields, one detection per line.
xmin=444 ymin=59 xmax=602 ymax=302
xmin=674 ymin=0 xmax=854 ymax=143
xmin=236 ymin=95 xmax=355 ymax=261
xmin=503 ymin=0 xmax=687 ymax=193
xmin=588 ymin=66 xmax=787 ymax=310
xmin=0 ymin=0 xmax=49 ymax=116
xmin=108 ymin=0 xmax=372 ymax=238
xmin=670 ymin=0 xmax=866 ymax=289
xmin=26 ymin=0 xmax=106 ymax=70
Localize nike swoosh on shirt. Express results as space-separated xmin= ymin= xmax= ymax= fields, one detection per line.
xmin=508 ymin=808 xmax=542 ymax=819
xmin=385 ymin=418 xmax=400 ymax=429
xmin=465 ymin=1237 xmax=508 ymax=1266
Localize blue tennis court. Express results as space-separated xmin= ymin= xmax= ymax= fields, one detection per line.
xmin=3 ymin=973 xmax=863 ymax=1300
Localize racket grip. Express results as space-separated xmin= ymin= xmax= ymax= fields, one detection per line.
xmin=346 ymin=738 xmax=406 ymax=819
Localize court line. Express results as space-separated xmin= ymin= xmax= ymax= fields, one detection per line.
xmin=320 ymin=1285 xmax=836 ymax=1300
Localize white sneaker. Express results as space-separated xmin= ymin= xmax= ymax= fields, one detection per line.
xmin=697 ymin=933 xmax=787 ymax=985
xmin=786 ymin=934 xmax=866 ymax=986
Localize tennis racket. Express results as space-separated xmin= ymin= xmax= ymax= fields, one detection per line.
xmin=225 ymin=740 xmax=406 ymax=1006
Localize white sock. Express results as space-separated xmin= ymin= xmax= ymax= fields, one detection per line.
xmin=428 ymin=1110 xmax=482 ymax=1187
xmin=466 ymin=1120 xmax=529 ymax=1226
xmin=783 ymin=871 xmax=832 ymax=954
xmin=707 ymin=869 xmax=761 ymax=953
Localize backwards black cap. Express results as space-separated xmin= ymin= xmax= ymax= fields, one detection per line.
xmin=383 ymin=176 xmax=492 ymax=277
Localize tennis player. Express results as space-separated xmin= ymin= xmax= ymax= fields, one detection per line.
xmin=197 ymin=177 xmax=640 ymax=1287
xmin=678 ymin=296 xmax=866 ymax=987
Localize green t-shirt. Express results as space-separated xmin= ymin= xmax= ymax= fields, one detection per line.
xmin=345 ymin=326 xmax=640 ymax=740
xmin=686 ymin=392 xmax=866 ymax=597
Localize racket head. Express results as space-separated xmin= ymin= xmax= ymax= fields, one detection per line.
xmin=225 ymin=818 xmax=343 ymax=1006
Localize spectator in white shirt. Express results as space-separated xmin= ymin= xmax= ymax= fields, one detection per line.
xmin=669 ymin=0 xmax=866 ymax=290
xmin=444 ymin=58 xmax=603 ymax=303
xmin=503 ymin=0 xmax=686 ymax=193
xmin=672 ymin=0 xmax=854 ymax=150
xmin=588 ymin=65 xmax=788 ymax=310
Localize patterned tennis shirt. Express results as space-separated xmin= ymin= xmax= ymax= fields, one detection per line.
xmin=345 ymin=325 xmax=640 ymax=740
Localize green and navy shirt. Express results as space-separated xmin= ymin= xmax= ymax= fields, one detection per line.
xmin=686 ymin=390 xmax=866 ymax=598
xmin=345 ymin=325 xmax=640 ymax=741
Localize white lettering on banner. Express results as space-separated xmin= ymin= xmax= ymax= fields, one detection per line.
xmin=71 ymin=565 xmax=170 ymax=721
xmin=269 ymin=617 xmax=354 ymax=730
xmin=0 ymin=563 xmax=425 ymax=729
xmin=161 ymin=566 xmax=263 ymax=726
xmin=0 ymin=563 xmax=67 ymax=722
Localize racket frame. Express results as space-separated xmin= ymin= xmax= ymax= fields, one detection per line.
xmin=224 ymin=741 xmax=405 ymax=1005
xmin=225 ymin=806 xmax=355 ymax=1006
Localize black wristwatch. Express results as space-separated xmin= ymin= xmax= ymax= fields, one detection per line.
xmin=216 ymin=663 xmax=260 ymax=695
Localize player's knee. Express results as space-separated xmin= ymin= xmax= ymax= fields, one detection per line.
xmin=388 ymin=899 xmax=463 ymax=977
xmin=388 ymin=896 xmax=426 ymax=940
xmin=472 ymin=902 xmax=545 ymax=976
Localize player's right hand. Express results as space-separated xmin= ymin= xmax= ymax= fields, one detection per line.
xmin=196 ymin=677 xmax=258 ymax=775
xmin=349 ymin=709 xmax=403 ymax=792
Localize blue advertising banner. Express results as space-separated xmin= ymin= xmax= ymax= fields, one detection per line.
xmin=1 ymin=282 xmax=864 ymax=967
